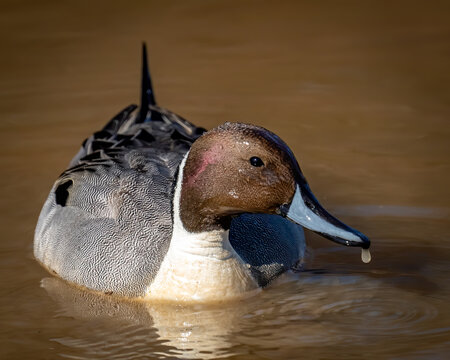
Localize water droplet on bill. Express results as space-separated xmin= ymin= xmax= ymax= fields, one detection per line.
xmin=361 ymin=248 xmax=371 ymax=263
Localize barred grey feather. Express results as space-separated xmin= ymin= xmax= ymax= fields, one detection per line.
xmin=34 ymin=105 xmax=205 ymax=296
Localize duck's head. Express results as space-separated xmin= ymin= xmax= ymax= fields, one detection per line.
xmin=179 ymin=122 xmax=370 ymax=254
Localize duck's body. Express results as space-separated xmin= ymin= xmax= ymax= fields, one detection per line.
xmin=34 ymin=106 xmax=303 ymax=300
xmin=34 ymin=46 xmax=369 ymax=302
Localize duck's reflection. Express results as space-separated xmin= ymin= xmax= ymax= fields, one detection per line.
xmin=41 ymin=277 xmax=249 ymax=359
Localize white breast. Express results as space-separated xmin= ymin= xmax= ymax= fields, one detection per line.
xmin=145 ymin=153 xmax=258 ymax=302
xmin=145 ymin=229 xmax=259 ymax=302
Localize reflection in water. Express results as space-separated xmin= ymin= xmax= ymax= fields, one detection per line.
xmin=41 ymin=266 xmax=449 ymax=359
xmin=42 ymin=277 xmax=245 ymax=359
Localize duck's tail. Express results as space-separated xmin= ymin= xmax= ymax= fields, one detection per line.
xmin=137 ymin=43 xmax=156 ymax=122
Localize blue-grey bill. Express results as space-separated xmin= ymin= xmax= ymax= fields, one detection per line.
xmin=280 ymin=184 xmax=371 ymax=262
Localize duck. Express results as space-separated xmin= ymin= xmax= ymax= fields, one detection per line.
xmin=34 ymin=45 xmax=370 ymax=302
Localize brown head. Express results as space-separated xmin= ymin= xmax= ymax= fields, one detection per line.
xmin=178 ymin=122 xmax=370 ymax=250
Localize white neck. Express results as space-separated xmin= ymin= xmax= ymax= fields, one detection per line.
xmin=145 ymin=152 xmax=258 ymax=302
xmin=171 ymin=153 xmax=232 ymax=258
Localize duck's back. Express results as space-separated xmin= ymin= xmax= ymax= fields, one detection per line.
xmin=34 ymin=105 xmax=205 ymax=296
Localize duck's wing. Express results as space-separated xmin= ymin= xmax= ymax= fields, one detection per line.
xmin=69 ymin=43 xmax=205 ymax=169
xmin=34 ymin=46 xmax=205 ymax=297
xmin=67 ymin=103 xmax=205 ymax=172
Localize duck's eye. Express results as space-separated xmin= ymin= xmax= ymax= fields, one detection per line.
xmin=249 ymin=156 xmax=264 ymax=167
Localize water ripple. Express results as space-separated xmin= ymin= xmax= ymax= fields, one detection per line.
xmin=316 ymin=293 xmax=439 ymax=336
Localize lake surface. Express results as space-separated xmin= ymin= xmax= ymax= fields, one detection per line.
xmin=1 ymin=1 xmax=449 ymax=359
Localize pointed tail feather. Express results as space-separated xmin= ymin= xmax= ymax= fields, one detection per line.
xmin=138 ymin=43 xmax=156 ymax=122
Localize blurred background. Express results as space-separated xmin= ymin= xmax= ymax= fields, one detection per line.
xmin=0 ymin=1 xmax=449 ymax=359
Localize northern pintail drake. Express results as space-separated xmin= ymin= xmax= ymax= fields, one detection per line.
xmin=34 ymin=45 xmax=370 ymax=302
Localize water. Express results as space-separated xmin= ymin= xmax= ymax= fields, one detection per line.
xmin=1 ymin=1 xmax=449 ymax=359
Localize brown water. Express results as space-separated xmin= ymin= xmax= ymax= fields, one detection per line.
xmin=1 ymin=1 xmax=449 ymax=359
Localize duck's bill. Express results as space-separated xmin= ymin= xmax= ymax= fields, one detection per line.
xmin=279 ymin=183 xmax=370 ymax=250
